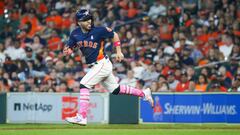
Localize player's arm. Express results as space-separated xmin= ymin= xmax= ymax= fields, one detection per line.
xmin=113 ymin=32 xmax=124 ymax=62
xmin=63 ymin=32 xmax=75 ymax=55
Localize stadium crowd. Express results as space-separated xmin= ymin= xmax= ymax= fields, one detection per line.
xmin=0 ymin=0 xmax=240 ymax=93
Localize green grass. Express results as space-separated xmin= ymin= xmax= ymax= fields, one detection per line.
xmin=0 ymin=124 xmax=240 ymax=135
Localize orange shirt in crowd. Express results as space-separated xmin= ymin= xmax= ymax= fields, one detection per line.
xmin=185 ymin=20 xmax=193 ymax=27
xmin=20 ymin=15 xmax=42 ymax=38
xmin=43 ymin=75 xmax=52 ymax=82
xmin=128 ymin=8 xmax=138 ymax=18
xmin=198 ymin=59 xmax=209 ymax=66
xmin=67 ymin=79 xmax=75 ymax=88
xmin=175 ymin=81 xmax=190 ymax=92
xmin=226 ymin=71 xmax=233 ymax=80
xmin=62 ymin=18 xmax=72 ymax=30
xmin=195 ymin=84 xmax=207 ymax=92
xmin=161 ymin=66 xmax=175 ymax=77
xmin=217 ymin=41 xmax=225 ymax=47
xmin=233 ymin=30 xmax=240 ymax=37
xmin=46 ymin=15 xmax=62 ymax=29
xmin=219 ymin=86 xmax=227 ymax=92
xmin=196 ymin=34 xmax=209 ymax=47
xmin=47 ymin=37 xmax=63 ymax=51
xmin=209 ymin=32 xmax=219 ymax=39
xmin=118 ymin=0 xmax=128 ymax=10
xmin=159 ymin=24 xmax=174 ymax=41
xmin=176 ymin=7 xmax=181 ymax=14
xmin=201 ymin=43 xmax=213 ymax=56
xmin=38 ymin=3 xmax=48 ymax=14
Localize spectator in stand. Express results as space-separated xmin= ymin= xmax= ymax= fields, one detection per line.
xmin=161 ymin=58 xmax=177 ymax=77
xmin=24 ymin=46 xmax=36 ymax=61
xmin=1 ymin=0 xmax=240 ymax=93
xmin=130 ymin=61 xmax=145 ymax=80
xmin=157 ymin=16 xmax=174 ymax=43
xmin=174 ymin=32 xmax=194 ymax=53
xmin=149 ymin=81 xmax=159 ymax=92
xmin=217 ymin=67 xmax=232 ymax=88
xmin=41 ymin=56 xmax=54 ymax=74
xmin=55 ymin=0 xmax=67 ymax=12
xmin=195 ymin=74 xmax=208 ymax=92
xmin=127 ymin=1 xmax=139 ymax=19
xmin=3 ymin=56 xmax=18 ymax=75
xmin=179 ymin=12 xmax=193 ymax=28
xmin=219 ymin=35 xmax=234 ymax=60
xmin=207 ymin=71 xmax=228 ymax=92
xmin=120 ymin=70 xmax=137 ymax=88
xmin=18 ymin=82 xmax=26 ymax=92
xmin=175 ymin=70 xmax=191 ymax=92
xmin=20 ymin=8 xmax=42 ymax=38
xmin=153 ymin=47 xmax=165 ymax=64
xmin=17 ymin=60 xmax=45 ymax=81
xmin=166 ymin=71 xmax=178 ymax=92
xmin=207 ymin=76 xmax=227 ymax=92
xmin=228 ymin=73 xmax=240 ymax=92
xmin=179 ymin=46 xmax=194 ymax=67
xmin=31 ymin=35 xmax=44 ymax=53
xmin=0 ymin=43 xmax=6 ymax=65
xmin=4 ymin=39 xmax=26 ymax=60
xmin=9 ymin=77 xmax=20 ymax=92
xmin=45 ymin=10 xmax=62 ymax=30
xmin=139 ymin=61 xmax=160 ymax=88
xmin=229 ymin=45 xmax=240 ymax=59
xmin=148 ymin=0 xmax=167 ymax=20
xmin=158 ymin=81 xmax=170 ymax=92
xmin=157 ymin=75 xmax=167 ymax=91
xmin=55 ymin=81 xmax=68 ymax=93
xmin=47 ymin=30 xmax=63 ymax=51
xmin=182 ymin=0 xmax=198 ymax=15
xmin=187 ymin=66 xmax=197 ymax=82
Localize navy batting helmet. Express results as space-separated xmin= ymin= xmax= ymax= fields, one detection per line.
xmin=76 ymin=9 xmax=93 ymax=21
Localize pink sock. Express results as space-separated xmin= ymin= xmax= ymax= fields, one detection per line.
xmin=79 ymin=88 xmax=90 ymax=118
xmin=119 ymin=85 xmax=144 ymax=97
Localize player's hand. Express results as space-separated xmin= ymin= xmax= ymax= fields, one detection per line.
xmin=63 ymin=46 xmax=73 ymax=55
xmin=116 ymin=52 xmax=124 ymax=62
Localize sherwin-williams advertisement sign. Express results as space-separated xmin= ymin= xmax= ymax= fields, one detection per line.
xmin=140 ymin=93 xmax=240 ymax=123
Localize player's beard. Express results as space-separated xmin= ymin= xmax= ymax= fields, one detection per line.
xmin=86 ymin=24 xmax=91 ymax=30
xmin=80 ymin=21 xmax=92 ymax=33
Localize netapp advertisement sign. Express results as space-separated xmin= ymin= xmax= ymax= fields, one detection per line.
xmin=14 ymin=102 xmax=53 ymax=112
xmin=7 ymin=93 xmax=60 ymax=123
xmin=7 ymin=93 xmax=108 ymax=123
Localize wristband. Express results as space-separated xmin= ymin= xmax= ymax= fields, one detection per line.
xmin=114 ymin=41 xmax=121 ymax=47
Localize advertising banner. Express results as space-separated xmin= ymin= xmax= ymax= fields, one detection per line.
xmin=140 ymin=93 xmax=240 ymax=123
xmin=7 ymin=93 xmax=109 ymax=123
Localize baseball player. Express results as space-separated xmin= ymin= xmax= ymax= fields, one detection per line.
xmin=63 ymin=9 xmax=154 ymax=126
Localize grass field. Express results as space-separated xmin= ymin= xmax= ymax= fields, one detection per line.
xmin=0 ymin=124 xmax=240 ymax=135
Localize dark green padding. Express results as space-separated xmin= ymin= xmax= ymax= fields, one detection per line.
xmin=109 ymin=94 xmax=139 ymax=124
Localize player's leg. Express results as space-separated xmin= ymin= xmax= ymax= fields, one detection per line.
xmin=100 ymin=58 xmax=148 ymax=98
xmin=101 ymin=72 xmax=154 ymax=108
xmin=65 ymin=84 xmax=89 ymax=125
xmin=65 ymin=63 xmax=106 ymax=125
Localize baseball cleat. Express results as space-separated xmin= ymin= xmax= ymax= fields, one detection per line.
xmin=65 ymin=113 xmax=87 ymax=126
xmin=143 ymin=88 xmax=154 ymax=108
